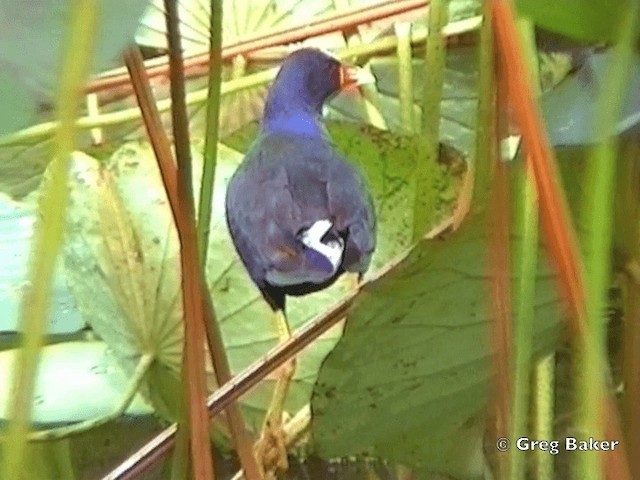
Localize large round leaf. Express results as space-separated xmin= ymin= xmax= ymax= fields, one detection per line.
xmin=542 ymin=51 xmax=640 ymax=146
xmin=0 ymin=0 xmax=149 ymax=137
xmin=0 ymin=341 xmax=152 ymax=424
xmin=311 ymin=210 xmax=563 ymax=477
xmin=0 ymin=194 xmax=84 ymax=334
xmin=62 ymin=145 xmax=351 ymax=427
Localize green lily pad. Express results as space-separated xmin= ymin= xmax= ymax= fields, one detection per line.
xmin=0 ymin=0 xmax=153 ymax=199
xmin=310 ymin=209 xmax=563 ymax=477
xmin=0 ymin=71 xmax=33 ymax=137
xmin=0 ymin=195 xmax=84 ymax=335
xmin=352 ymin=47 xmax=479 ymax=156
xmin=0 ymin=139 xmax=54 ymax=199
xmin=135 ymin=0 xmax=342 ymax=141
xmin=64 ymin=148 xmax=215 ymax=420
xmin=136 ymin=0 xmax=335 ymax=54
xmin=0 ymin=341 xmax=152 ymax=424
xmin=61 ymin=145 xmax=351 ymax=428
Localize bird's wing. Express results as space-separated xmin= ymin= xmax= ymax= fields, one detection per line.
xmin=324 ymin=151 xmax=377 ymax=274
xmin=225 ymin=139 xmax=339 ymax=288
xmin=277 ymin=143 xmax=376 ymax=275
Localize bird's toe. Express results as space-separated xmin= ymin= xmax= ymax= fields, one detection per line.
xmin=254 ymin=418 xmax=289 ymax=479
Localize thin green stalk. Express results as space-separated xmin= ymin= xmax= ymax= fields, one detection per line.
xmin=474 ymin=10 xmax=495 ymax=203
xmin=197 ymin=0 xmax=224 ymax=264
xmin=196 ymin=5 xmax=263 ymax=478
xmin=510 ymin=166 xmax=539 ymax=480
xmin=359 ymin=86 xmax=389 ymax=130
xmin=578 ymin=2 xmax=640 ymax=479
xmin=510 ymin=17 xmax=543 ymax=480
xmin=413 ymin=0 xmax=449 ymax=241
xmin=533 ymin=355 xmax=556 ymax=480
xmin=420 ymin=0 xmax=449 ymax=132
xmin=395 ymin=22 xmax=414 ymax=132
xmin=0 ymin=66 xmax=275 ymax=148
xmin=0 ymin=2 xmax=98 ymax=479
xmin=516 ymin=17 xmax=540 ymax=92
xmin=170 ymin=422 xmax=191 ymax=480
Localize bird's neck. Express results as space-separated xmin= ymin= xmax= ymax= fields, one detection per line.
xmin=262 ymin=95 xmax=328 ymax=137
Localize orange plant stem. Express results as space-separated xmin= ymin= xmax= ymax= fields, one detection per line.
xmin=125 ymin=44 xmax=215 ymax=480
xmin=165 ymin=0 xmax=215 ymax=476
xmin=123 ymin=49 xmax=178 ymax=203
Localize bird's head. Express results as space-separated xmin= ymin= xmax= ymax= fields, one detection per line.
xmin=263 ymin=48 xmax=375 ymax=135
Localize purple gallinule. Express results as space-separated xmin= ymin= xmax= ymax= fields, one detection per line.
xmin=225 ymin=48 xmax=377 ymax=477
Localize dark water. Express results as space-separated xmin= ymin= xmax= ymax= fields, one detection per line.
xmin=72 ymin=416 xmax=396 ymax=480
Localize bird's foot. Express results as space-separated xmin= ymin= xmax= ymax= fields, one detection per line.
xmin=254 ymin=310 xmax=295 ymax=479
xmin=254 ymin=414 xmax=289 ymax=479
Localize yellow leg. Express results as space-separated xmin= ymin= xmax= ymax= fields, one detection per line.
xmin=254 ymin=309 xmax=296 ymax=479
xmin=345 ymin=272 xmax=362 ymax=291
